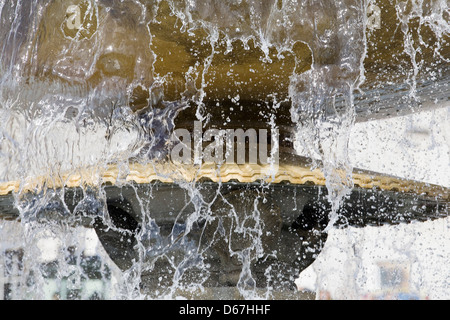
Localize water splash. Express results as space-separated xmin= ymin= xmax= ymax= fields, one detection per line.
xmin=0 ymin=0 xmax=448 ymax=300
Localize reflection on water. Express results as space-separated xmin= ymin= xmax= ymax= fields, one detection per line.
xmin=0 ymin=222 xmax=119 ymax=300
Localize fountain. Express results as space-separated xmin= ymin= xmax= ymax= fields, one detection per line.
xmin=0 ymin=0 xmax=448 ymax=300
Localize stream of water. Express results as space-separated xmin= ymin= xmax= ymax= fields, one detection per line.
xmin=0 ymin=0 xmax=448 ymax=299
